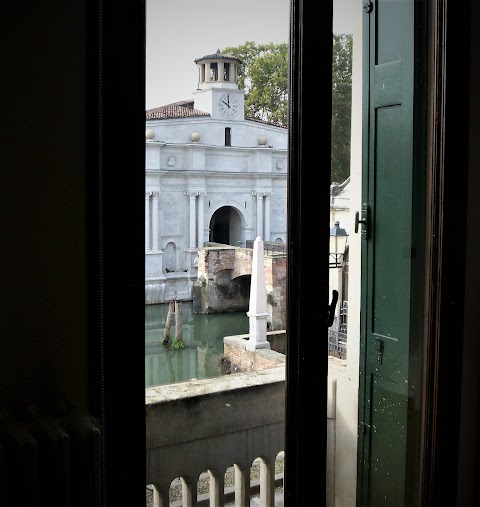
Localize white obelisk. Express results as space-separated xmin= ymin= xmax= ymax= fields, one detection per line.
xmin=246 ymin=236 xmax=271 ymax=351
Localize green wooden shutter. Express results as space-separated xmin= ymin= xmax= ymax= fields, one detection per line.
xmin=357 ymin=0 xmax=424 ymax=505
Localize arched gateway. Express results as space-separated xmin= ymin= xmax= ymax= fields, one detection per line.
xmin=208 ymin=206 xmax=243 ymax=246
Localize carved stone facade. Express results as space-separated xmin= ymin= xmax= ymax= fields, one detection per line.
xmin=145 ymin=51 xmax=288 ymax=304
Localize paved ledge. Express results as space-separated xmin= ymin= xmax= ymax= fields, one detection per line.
xmin=145 ymin=364 xmax=285 ymax=405
xmin=145 ymin=356 xmax=347 ymax=406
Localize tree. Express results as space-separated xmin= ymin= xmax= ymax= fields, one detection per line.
xmin=222 ymin=35 xmax=353 ymax=183
xmin=222 ymin=41 xmax=289 ymax=126
xmin=331 ymin=34 xmax=353 ymax=184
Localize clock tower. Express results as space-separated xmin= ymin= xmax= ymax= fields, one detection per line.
xmin=192 ymin=50 xmax=245 ymax=121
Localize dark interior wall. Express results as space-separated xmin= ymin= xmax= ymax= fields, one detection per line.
xmin=2 ymin=1 xmax=146 ymax=504
xmin=2 ymin=1 xmax=89 ymax=411
xmin=458 ymin=0 xmax=480 ymax=503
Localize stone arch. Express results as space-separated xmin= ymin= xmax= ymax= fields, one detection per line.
xmin=208 ymin=204 xmax=246 ymax=246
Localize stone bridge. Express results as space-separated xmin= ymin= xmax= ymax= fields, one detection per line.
xmin=192 ymin=244 xmax=287 ymax=331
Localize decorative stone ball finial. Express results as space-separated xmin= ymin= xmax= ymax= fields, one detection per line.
xmin=145 ymin=128 xmax=155 ymax=140
xmin=191 ymin=131 xmax=201 ymax=142
xmin=258 ymin=135 xmax=268 ymax=146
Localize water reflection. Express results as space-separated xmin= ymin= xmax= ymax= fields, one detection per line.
xmin=145 ymin=302 xmax=249 ymax=387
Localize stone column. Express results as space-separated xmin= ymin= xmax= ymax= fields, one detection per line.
xmin=246 ymin=236 xmax=270 ymax=351
xmin=264 ymin=192 xmax=271 ymax=242
xmin=197 ymin=192 xmax=205 ymax=248
xmin=185 ymin=191 xmax=197 ymax=248
xmin=152 ymin=191 xmax=159 ymax=251
xmin=145 ymin=192 xmax=151 ymax=250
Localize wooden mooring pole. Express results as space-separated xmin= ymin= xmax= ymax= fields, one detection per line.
xmin=175 ymin=300 xmax=183 ymax=339
xmin=163 ymin=299 xmax=175 ymax=344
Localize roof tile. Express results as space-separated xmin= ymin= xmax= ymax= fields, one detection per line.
xmin=146 ymin=100 xmax=210 ymax=120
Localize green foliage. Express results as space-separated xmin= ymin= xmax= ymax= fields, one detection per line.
xmin=172 ymin=338 xmax=185 ymax=349
xmin=222 ymin=35 xmax=353 ymax=183
xmin=222 ymin=42 xmax=288 ymax=126
xmin=331 ymin=34 xmax=353 ymax=184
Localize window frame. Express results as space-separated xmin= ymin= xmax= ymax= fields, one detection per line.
xmin=87 ymin=0 xmax=147 ymax=504
xmin=284 ymin=1 xmax=333 ymax=503
xmin=91 ymin=0 xmax=476 ymax=504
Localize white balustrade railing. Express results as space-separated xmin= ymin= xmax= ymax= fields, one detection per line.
xmin=146 ymin=357 xmax=352 ymax=506
xmin=146 ymin=366 xmax=285 ymax=506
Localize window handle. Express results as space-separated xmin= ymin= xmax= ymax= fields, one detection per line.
xmin=327 ymin=290 xmax=339 ymax=327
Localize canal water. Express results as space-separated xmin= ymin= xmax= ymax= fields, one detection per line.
xmin=145 ymin=302 xmax=249 ymax=388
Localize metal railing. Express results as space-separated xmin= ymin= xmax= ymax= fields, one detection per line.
xmin=328 ymin=300 xmax=348 ymax=359
xmin=328 ymin=329 xmax=347 ymax=359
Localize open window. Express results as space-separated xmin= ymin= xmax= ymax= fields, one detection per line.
xmin=2 ymin=0 xmax=479 ymax=506
xmin=95 ymin=0 xmax=478 ymax=506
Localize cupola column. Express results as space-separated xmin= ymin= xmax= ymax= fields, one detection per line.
xmin=219 ymin=61 xmax=225 ymax=81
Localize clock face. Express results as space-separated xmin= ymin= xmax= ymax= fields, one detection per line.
xmin=218 ymin=93 xmax=239 ymax=118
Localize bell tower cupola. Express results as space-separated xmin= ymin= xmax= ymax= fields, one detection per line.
xmin=192 ymin=49 xmax=245 ymax=121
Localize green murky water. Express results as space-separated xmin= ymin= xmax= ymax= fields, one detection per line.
xmin=145 ymin=302 xmax=248 ymax=387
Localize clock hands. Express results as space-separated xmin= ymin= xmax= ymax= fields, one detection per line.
xmin=222 ymin=96 xmax=231 ymax=108
xmin=219 ymin=94 xmax=237 ymax=117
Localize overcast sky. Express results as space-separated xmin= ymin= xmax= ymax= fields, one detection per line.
xmin=146 ymin=0 xmax=354 ymax=110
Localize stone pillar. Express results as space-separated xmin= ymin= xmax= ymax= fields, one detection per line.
xmin=246 ymin=236 xmax=270 ymax=351
xmin=186 ymin=191 xmax=197 ymax=248
xmin=152 ymin=191 xmax=159 ymax=251
xmin=145 ymin=192 xmax=151 ymax=250
xmin=264 ymin=192 xmax=271 ymax=241
xmin=197 ymin=192 xmax=205 ymax=248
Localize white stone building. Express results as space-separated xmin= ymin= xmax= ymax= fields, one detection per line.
xmin=145 ymin=50 xmax=288 ymax=304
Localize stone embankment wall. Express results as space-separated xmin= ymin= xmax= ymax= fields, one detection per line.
xmin=193 ymin=246 xmax=287 ymax=330
xmin=223 ymin=331 xmax=287 ymax=373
